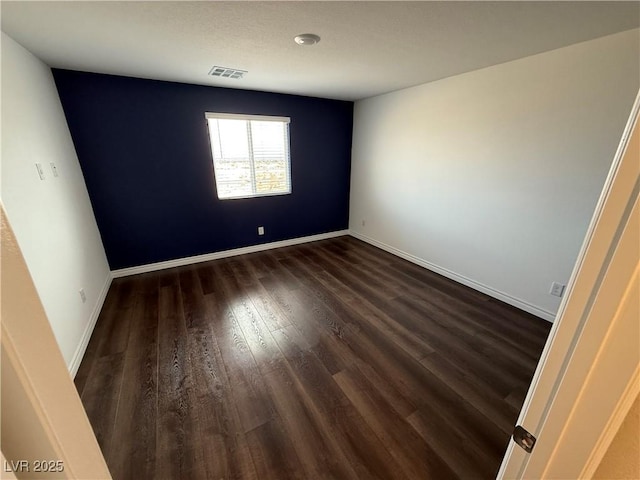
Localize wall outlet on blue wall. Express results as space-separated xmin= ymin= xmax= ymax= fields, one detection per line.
xmin=258 ymin=226 xmax=265 ymax=236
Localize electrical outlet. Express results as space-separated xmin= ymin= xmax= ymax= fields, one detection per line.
xmin=258 ymin=226 xmax=265 ymax=236
xmin=79 ymin=288 xmax=87 ymax=303
xmin=550 ymin=282 xmax=565 ymax=298
xmin=50 ymin=162 xmax=59 ymax=177
xmin=35 ymin=163 xmax=45 ymax=180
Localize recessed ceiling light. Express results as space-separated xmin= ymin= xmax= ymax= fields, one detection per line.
xmin=294 ymin=33 xmax=321 ymax=46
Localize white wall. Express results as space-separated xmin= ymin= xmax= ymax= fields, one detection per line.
xmin=349 ymin=29 xmax=640 ymax=321
xmin=1 ymin=32 xmax=111 ymax=373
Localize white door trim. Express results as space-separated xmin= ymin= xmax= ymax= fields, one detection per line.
xmin=581 ymin=364 xmax=640 ymax=478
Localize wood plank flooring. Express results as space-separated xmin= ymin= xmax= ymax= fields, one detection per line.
xmin=75 ymin=236 xmax=551 ymax=480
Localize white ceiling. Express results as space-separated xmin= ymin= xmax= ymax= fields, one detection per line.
xmin=2 ymin=1 xmax=639 ymax=101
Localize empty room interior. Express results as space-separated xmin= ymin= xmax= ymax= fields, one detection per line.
xmin=1 ymin=1 xmax=639 ymax=479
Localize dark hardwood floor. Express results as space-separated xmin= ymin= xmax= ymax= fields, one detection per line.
xmin=75 ymin=236 xmax=551 ymax=480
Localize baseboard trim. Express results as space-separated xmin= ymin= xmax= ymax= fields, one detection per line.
xmin=111 ymin=230 xmax=351 ymax=278
xmin=69 ymin=272 xmax=113 ymax=378
xmin=350 ymin=231 xmax=556 ymax=322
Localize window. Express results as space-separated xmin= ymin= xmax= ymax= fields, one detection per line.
xmin=205 ymin=112 xmax=291 ymax=199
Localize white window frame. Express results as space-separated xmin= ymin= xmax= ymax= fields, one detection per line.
xmin=205 ymin=112 xmax=292 ymax=200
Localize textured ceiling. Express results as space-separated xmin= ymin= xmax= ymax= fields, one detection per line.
xmin=2 ymin=1 xmax=639 ymax=101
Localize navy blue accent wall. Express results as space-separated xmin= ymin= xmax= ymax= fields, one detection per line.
xmin=52 ymin=70 xmax=353 ymax=269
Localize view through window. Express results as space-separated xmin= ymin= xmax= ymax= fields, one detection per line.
xmin=205 ymin=113 xmax=291 ymax=199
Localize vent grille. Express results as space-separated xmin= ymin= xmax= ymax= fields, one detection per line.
xmin=208 ymin=66 xmax=247 ymax=79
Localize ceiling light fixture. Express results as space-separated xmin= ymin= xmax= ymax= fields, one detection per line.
xmin=294 ymin=33 xmax=321 ymax=46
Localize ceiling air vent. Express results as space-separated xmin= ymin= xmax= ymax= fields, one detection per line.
xmin=208 ymin=66 xmax=247 ymax=79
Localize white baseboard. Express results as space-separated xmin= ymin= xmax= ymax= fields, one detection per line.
xmin=68 ymin=272 xmax=113 ymax=378
xmin=111 ymin=230 xmax=350 ymax=278
xmin=349 ymin=231 xmax=556 ymax=322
